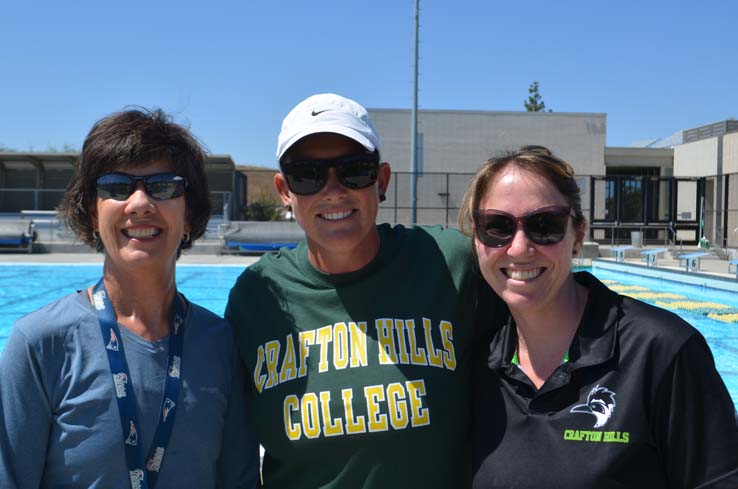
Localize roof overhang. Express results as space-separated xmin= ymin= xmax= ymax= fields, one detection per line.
xmin=0 ymin=152 xmax=236 ymax=172
xmin=0 ymin=152 xmax=78 ymax=171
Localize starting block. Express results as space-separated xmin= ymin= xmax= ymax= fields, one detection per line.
xmin=640 ymin=248 xmax=667 ymax=267
xmin=678 ymin=252 xmax=709 ymax=272
xmin=611 ymin=246 xmax=634 ymax=263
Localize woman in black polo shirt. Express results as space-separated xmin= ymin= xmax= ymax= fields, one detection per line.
xmin=460 ymin=145 xmax=738 ymax=488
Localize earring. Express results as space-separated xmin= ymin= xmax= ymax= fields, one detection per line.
xmin=285 ymin=204 xmax=292 ymax=212
xmin=92 ymin=230 xmax=104 ymax=252
xmin=182 ymin=232 xmax=191 ymax=245
xmin=379 ymin=193 xmax=386 ymax=203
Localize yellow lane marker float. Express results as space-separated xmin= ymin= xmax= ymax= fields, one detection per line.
xmin=622 ymin=292 xmax=685 ymax=300
xmin=654 ymin=301 xmax=733 ymax=311
xmin=604 ymin=280 xmax=738 ymax=323
xmin=608 ymin=285 xmax=649 ymax=292
xmin=708 ymin=313 xmax=738 ymax=323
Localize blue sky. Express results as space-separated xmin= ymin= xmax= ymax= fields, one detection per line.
xmin=1 ymin=0 xmax=735 ymax=168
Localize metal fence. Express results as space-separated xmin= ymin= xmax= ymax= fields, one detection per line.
xmin=378 ymin=171 xmax=475 ymax=228
xmin=0 ymin=191 xmax=234 ymax=244
xmin=236 ymin=169 xmax=478 ymax=228
xmin=203 ymin=169 xmax=738 ymax=252
xmin=377 ymin=171 xmax=737 ymax=251
xmin=3 ymin=170 xmax=738 ymax=252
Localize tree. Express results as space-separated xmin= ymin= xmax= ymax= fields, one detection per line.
xmin=524 ymin=81 xmax=551 ymax=112
xmin=44 ymin=143 xmax=79 ymax=152
xmin=242 ymin=188 xmax=285 ymax=221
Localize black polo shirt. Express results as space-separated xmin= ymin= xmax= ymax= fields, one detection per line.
xmin=472 ymin=272 xmax=738 ymax=489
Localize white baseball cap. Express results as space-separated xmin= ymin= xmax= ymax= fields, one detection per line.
xmin=276 ymin=93 xmax=382 ymax=164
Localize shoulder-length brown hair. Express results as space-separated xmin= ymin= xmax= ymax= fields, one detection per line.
xmin=58 ymin=108 xmax=211 ymax=255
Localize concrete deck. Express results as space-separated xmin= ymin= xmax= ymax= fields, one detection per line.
xmin=590 ymin=256 xmax=738 ymax=293
xmin=593 ymin=255 xmax=735 ymax=277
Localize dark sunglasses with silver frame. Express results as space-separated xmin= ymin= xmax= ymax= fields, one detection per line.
xmin=281 ymin=153 xmax=380 ymax=196
xmin=96 ymin=172 xmax=188 ymax=201
xmin=473 ymin=205 xmax=574 ymax=248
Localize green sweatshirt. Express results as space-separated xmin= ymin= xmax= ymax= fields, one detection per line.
xmin=226 ymin=224 xmax=481 ymax=489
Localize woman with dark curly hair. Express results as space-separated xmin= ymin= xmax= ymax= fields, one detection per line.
xmin=0 ymin=108 xmax=258 ymax=489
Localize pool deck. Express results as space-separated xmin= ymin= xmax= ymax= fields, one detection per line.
xmin=587 ymin=256 xmax=738 ymax=293
xmin=1 ymin=250 xmax=737 ymax=291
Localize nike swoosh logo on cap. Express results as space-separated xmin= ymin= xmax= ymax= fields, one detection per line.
xmin=311 ymin=110 xmax=328 ymax=116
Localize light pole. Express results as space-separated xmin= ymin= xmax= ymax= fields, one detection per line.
xmin=410 ymin=0 xmax=419 ymax=225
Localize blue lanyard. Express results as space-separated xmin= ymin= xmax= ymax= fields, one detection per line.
xmin=92 ymin=279 xmax=186 ymax=489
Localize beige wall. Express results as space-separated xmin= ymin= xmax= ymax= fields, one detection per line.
xmin=370 ymin=109 xmax=607 ymax=176
xmin=723 ymin=132 xmax=738 ymax=174
xmin=675 ymin=180 xmax=698 ymax=220
xmin=724 ymin=136 xmax=738 ymax=247
xmin=673 ymin=138 xmax=719 ymax=177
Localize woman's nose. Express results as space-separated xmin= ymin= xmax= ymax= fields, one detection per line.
xmin=506 ymin=226 xmax=533 ymax=256
xmin=124 ymin=182 xmax=155 ymax=212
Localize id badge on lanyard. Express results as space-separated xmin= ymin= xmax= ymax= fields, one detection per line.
xmin=92 ymin=279 xmax=186 ymax=489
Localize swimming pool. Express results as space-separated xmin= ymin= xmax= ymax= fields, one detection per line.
xmin=0 ymin=264 xmax=245 ymax=336
xmin=1 ymin=264 xmax=736 ymax=406
xmin=583 ymin=267 xmax=738 ymax=404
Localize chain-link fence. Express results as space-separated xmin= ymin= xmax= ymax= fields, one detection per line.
xmin=2 ymin=170 xmax=738 ymax=251
xmin=236 ymin=169 xmax=478 ymax=227
xmin=705 ymin=173 xmax=738 ymax=251
xmin=227 ymin=169 xmax=738 ymax=251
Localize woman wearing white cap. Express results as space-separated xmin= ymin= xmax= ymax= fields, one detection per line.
xmin=226 ymin=93 xmax=488 ymax=488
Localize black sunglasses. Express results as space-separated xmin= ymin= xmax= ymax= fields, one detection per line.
xmin=281 ymin=153 xmax=380 ymax=196
xmin=473 ymin=206 xmax=574 ymax=248
xmin=96 ymin=172 xmax=188 ymax=201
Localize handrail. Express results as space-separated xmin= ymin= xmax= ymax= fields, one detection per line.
xmin=713 ymin=228 xmax=727 ymax=259
xmin=666 ymin=225 xmax=681 ymax=249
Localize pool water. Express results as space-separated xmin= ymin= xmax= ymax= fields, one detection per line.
xmin=0 ymin=264 xmax=736 ymax=406
xmin=577 ymin=267 xmax=738 ymax=407
xmin=0 ymin=264 xmax=246 ymax=344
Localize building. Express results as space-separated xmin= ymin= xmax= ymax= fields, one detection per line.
xmin=2 ymin=115 xmax=736 ymax=248
xmin=0 ymin=152 xmax=244 ymax=220
xmin=369 ymin=108 xmax=606 ymax=226
xmin=672 ymin=121 xmax=738 ymax=246
xmin=369 ymin=108 xmax=607 ymax=175
xmin=368 ymin=109 xmax=736 ymax=247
